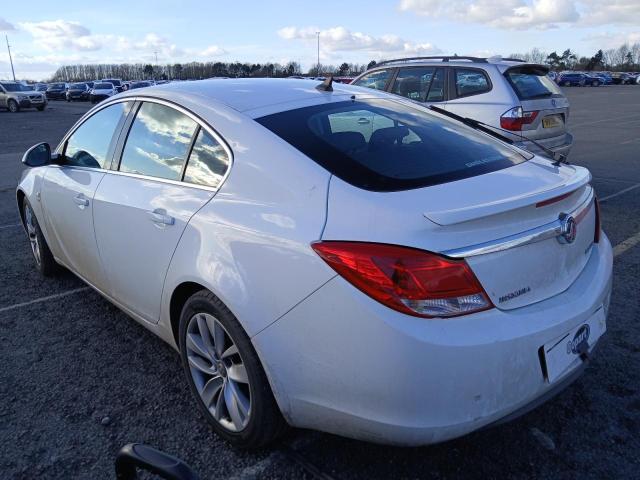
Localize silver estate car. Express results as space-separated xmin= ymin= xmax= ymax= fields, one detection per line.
xmin=0 ymin=82 xmax=47 ymax=112
xmin=352 ymin=56 xmax=573 ymax=158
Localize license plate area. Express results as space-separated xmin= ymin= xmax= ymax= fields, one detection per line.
xmin=542 ymin=114 xmax=563 ymax=128
xmin=541 ymin=307 xmax=606 ymax=383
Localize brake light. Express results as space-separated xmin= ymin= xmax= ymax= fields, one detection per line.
xmin=594 ymin=196 xmax=601 ymax=243
xmin=500 ymin=106 xmax=539 ymax=131
xmin=311 ymin=242 xmax=493 ymax=318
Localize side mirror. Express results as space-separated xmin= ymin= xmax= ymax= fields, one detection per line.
xmin=22 ymin=142 xmax=55 ymax=167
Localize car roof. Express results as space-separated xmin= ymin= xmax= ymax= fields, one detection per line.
xmin=116 ymin=78 xmax=385 ymax=117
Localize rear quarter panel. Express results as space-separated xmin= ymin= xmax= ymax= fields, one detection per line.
xmin=160 ymin=107 xmax=336 ymax=340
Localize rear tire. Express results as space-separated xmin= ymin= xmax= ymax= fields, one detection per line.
xmin=8 ymin=99 xmax=19 ymax=112
xmin=563 ymin=81 xmax=571 ymax=87
xmin=22 ymin=199 xmax=59 ymax=277
xmin=179 ymin=290 xmax=287 ymax=448
xmin=592 ymin=80 xmax=599 ymax=87
xmin=37 ymin=106 xmax=45 ymax=111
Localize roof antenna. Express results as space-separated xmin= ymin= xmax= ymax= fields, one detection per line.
xmin=316 ymin=76 xmax=333 ymax=92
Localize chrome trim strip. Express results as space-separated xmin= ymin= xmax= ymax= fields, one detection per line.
xmin=442 ymin=188 xmax=594 ymax=258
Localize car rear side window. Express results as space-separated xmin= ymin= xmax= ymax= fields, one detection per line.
xmin=64 ymin=101 xmax=133 ymax=169
xmin=391 ymin=67 xmax=445 ymax=102
xmin=183 ymin=128 xmax=230 ymax=188
xmin=454 ymin=68 xmax=490 ymax=97
xmin=119 ymin=102 xmax=198 ymax=181
xmin=352 ymin=69 xmax=393 ymax=91
xmin=257 ymin=99 xmax=529 ymax=192
xmin=505 ymin=67 xmax=562 ymax=100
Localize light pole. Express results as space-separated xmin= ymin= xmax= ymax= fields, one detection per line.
xmin=6 ymin=35 xmax=16 ymax=81
xmin=316 ymin=31 xmax=320 ymax=76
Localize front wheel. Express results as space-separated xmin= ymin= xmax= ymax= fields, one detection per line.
xmin=37 ymin=105 xmax=45 ymax=111
xmin=7 ymin=99 xmax=19 ymax=112
xmin=22 ymin=199 xmax=59 ymax=276
xmin=563 ymin=81 xmax=571 ymax=86
xmin=179 ymin=290 xmax=287 ymax=448
xmin=592 ymin=80 xmax=599 ymax=87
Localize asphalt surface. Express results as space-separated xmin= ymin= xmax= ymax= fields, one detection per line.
xmin=1 ymin=87 xmax=639 ymax=479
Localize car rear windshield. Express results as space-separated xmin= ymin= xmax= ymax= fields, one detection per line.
xmin=256 ymin=98 xmax=530 ymax=192
xmin=505 ymin=67 xmax=562 ymax=100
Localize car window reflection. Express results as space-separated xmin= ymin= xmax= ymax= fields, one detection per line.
xmin=119 ymin=102 xmax=197 ymax=181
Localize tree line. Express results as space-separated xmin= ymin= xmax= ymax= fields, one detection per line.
xmin=49 ymin=61 xmax=370 ymax=82
xmin=48 ymin=43 xmax=640 ymax=82
xmin=510 ymin=43 xmax=640 ymax=71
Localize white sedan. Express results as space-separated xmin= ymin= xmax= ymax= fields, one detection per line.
xmin=16 ymin=78 xmax=612 ymax=448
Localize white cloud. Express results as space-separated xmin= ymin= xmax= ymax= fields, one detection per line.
xmin=19 ymin=20 xmax=102 ymax=51
xmin=278 ymin=26 xmax=441 ymax=58
xmin=200 ymin=45 xmax=227 ymax=57
xmin=399 ymin=0 xmax=640 ymax=29
xmin=0 ymin=17 xmax=15 ymax=31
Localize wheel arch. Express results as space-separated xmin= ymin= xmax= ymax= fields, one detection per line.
xmin=168 ymin=281 xmax=207 ymax=349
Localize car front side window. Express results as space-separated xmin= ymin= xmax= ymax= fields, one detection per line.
xmin=353 ymin=69 xmax=393 ymax=91
xmin=119 ymin=102 xmax=198 ymax=181
xmin=64 ymin=101 xmax=133 ymax=169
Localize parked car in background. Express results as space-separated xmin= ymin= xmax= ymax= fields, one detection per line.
xmin=34 ymin=83 xmax=48 ymax=93
xmin=557 ymin=73 xmax=586 ymax=87
xmin=0 ymin=81 xmax=47 ymax=112
xmin=46 ymin=83 xmax=68 ymax=100
xmin=128 ymin=80 xmax=153 ymax=90
xmin=66 ymin=83 xmax=91 ymax=101
xmin=352 ymin=56 xmax=573 ymax=158
xmin=101 ymin=78 xmax=124 ymax=92
xmin=583 ymin=74 xmax=603 ymax=87
xmin=17 ymin=78 xmax=611 ymax=448
xmin=611 ymin=72 xmax=633 ymax=85
xmin=89 ymin=82 xmax=117 ymax=103
xmin=597 ymin=72 xmax=613 ymax=85
xmin=547 ymin=71 xmax=558 ymax=82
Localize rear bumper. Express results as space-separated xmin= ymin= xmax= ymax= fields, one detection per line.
xmin=515 ymin=132 xmax=574 ymax=158
xmin=253 ymin=234 xmax=613 ymax=446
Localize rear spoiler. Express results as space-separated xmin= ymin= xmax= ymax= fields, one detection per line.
xmin=424 ymin=167 xmax=591 ymax=226
xmin=502 ymin=63 xmax=550 ymax=75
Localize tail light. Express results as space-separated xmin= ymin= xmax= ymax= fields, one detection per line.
xmin=500 ymin=106 xmax=539 ymax=131
xmin=311 ymin=242 xmax=493 ymax=318
xmin=594 ymin=196 xmax=601 ymax=243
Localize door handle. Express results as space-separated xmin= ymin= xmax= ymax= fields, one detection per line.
xmin=357 ymin=117 xmax=370 ymax=125
xmin=73 ymin=194 xmax=89 ymax=208
xmin=147 ymin=208 xmax=175 ymax=226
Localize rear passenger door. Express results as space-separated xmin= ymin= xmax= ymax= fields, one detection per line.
xmin=388 ymin=67 xmax=446 ymax=106
xmin=93 ymin=100 xmax=231 ymax=323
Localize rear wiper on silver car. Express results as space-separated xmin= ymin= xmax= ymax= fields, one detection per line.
xmin=428 ymin=105 xmax=569 ymax=166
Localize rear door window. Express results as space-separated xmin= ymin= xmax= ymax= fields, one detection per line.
xmin=257 ymin=98 xmax=529 ymax=192
xmin=454 ymin=69 xmax=490 ymax=97
xmin=352 ymin=69 xmax=393 ymax=91
xmin=119 ymin=102 xmax=198 ymax=180
xmin=506 ymin=67 xmax=562 ymax=100
xmin=391 ymin=67 xmax=441 ymax=102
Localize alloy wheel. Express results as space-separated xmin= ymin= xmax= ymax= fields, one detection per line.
xmin=8 ymin=100 xmax=18 ymax=113
xmin=24 ymin=204 xmax=41 ymax=266
xmin=185 ymin=312 xmax=251 ymax=432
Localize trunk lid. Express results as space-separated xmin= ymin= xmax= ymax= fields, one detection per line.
xmin=323 ymin=157 xmax=597 ymax=311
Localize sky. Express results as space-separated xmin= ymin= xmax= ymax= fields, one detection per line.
xmin=0 ymin=0 xmax=638 ymax=80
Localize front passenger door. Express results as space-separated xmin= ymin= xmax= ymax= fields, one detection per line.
xmin=40 ymin=101 xmax=132 ymax=289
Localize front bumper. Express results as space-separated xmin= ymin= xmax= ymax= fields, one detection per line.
xmin=253 ymin=234 xmax=613 ymax=446
xmin=17 ymin=98 xmax=47 ymax=108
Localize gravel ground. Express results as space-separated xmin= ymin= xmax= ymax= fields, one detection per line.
xmin=1 ymin=88 xmax=639 ymax=479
